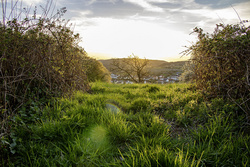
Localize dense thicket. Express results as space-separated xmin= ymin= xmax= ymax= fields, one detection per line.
xmin=0 ymin=6 xmax=93 ymax=144
xmin=183 ymin=23 xmax=250 ymax=122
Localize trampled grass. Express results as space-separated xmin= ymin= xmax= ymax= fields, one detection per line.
xmin=5 ymin=82 xmax=249 ymax=166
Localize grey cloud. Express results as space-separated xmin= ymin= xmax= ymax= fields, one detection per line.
xmin=21 ymin=0 xmax=249 ymax=34
xmin=59 ymin=0 xmax=145 ymax=19
xmin=87 ymin=0 xmax=142 ymax=18
xmin=194 ymin=0 xmax=250 ymax=9
xmin=151 ymin=2 xmax=182 ymax=9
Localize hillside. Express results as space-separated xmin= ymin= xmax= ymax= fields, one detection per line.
xmin=99 ymin=59 xmax=188 ymax=77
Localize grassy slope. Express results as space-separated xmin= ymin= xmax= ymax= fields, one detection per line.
xmin=6 ymin=83 xmax=249 ymax=166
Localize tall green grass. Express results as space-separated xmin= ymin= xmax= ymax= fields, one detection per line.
xmin=3 ymin=82 xmax=249 ymax=166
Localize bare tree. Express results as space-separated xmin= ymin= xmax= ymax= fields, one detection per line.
xmin=110 ymin=54 xmax=149 ymax=83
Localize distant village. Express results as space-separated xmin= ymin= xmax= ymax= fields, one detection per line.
xmin=99 ymin=59 xmax=186 ymax=84
xmin=111 ymin=73 xmax=181 ymax=84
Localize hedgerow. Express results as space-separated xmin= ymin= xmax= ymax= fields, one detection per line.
xmin=183 ymin=23 xmax=250 ymax=123
xmin=0 ymin=1 xmax=91 ymax=154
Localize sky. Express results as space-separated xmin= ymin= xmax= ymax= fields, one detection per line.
xmin=7 ymin=0 xmax=250 ymax=61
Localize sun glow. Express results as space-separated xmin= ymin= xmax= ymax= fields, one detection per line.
xmin=72 ymin=17 xmax=194 ymax=61
xmin=18 ymin=0 xmax=250 ymax=62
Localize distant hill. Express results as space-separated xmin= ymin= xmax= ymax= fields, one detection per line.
xmin=99 ymin=59 xmax=188 ymax=77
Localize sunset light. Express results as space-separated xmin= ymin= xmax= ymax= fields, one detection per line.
xmin=19 ymin=0 xmax=250 ymax=61
xmin=1 ymin=1 xmax=249 ymax=165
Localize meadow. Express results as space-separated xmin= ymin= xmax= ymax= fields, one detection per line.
xmin=4 ymin=82 xmax=249 ymax=167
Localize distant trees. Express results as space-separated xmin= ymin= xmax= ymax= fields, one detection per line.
xmin=110 ymin=54 xmax=149 ymax=83
xmin=183 ymin=23 xmax=250 ymax=121
xmin=84 ymin=57 xmax=111 ymax=82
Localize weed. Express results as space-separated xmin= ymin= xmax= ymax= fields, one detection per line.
xmin=148 ymin=86 xmax=160 ymax=93
xmin=130 ymin=98 xmax=151 ymax=113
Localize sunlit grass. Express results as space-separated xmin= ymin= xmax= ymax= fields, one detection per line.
xmin=6 ymin=82 xmax=249 ymax=166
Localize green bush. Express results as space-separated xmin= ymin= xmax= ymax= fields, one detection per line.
xmin=183 ymin=23 xmax=250 ymax=121
xmin=0 ymin=16 xmax=91 ymax=98
xmin=83 ymin=57 xmax=111 ymax=82
xmin=0 ymin=2 xmax=91 ymax=159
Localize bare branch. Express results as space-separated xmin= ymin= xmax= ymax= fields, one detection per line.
xmin=110 ymin=55 xmax=149 ymax=83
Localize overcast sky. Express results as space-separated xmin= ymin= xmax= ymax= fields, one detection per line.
xmin=20 ymin=0 xmax=250 ymax=61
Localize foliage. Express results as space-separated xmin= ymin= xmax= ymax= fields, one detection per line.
xmin=130 ymin=98 xmax=151 ymax=112
xmin=83 ymin=57 xmax=111 ymax=82
xmin=147 ymin=85 xmax=160 ymax=93
xmin=183 ymin=23 xmax=250 ymax=122
xmin=179 ymin=61 xmax=195 ymax=82
xmin=0 ymin=0 xmax=91 ymax=156
xmin=110 ymin=54 xmax=149 ymax=83
xmin=2 ymin=82 xmax=249 ymax=166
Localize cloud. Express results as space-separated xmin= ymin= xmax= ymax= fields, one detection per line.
xmin=64 ymin=0 xmax=250 ymax=35
xmin=124 ymin=0 xmax=165 ymax=13
xmin=86 ymin=0 xmax=118 ymax=5
xmin=194 ymin=0 xmax=250 ymax=9
xmin=22 ymin=0 xmax=44 ymax=4
xmin=60 ymin=0 xmax=250 ymax=61
xmin=78 ymin=10 xmax=93 ymax=17
xmin=86 ymin=0 xmax=97 ymax=5
xmin=71 ymin=17 xmax=196 ymax=60
xmin=18 ymin=0 xmax=250 ymax=61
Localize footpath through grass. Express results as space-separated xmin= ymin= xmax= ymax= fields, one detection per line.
xmin=3 ymin=82 xmax=249 ymax=166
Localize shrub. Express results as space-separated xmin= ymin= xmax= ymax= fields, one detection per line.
xmin=0 ymin=1 xmax=90 ymax=156
xmin=83 ymin=57 xmax=111 ymax=82
xmin=183 ymin=23 xmax=250 ymax=122
xmin=0 ymin=9 xmax=90 ymax=103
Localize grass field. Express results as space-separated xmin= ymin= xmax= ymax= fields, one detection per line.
xmin=4 ymin=82 xmax=249 ymax=166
